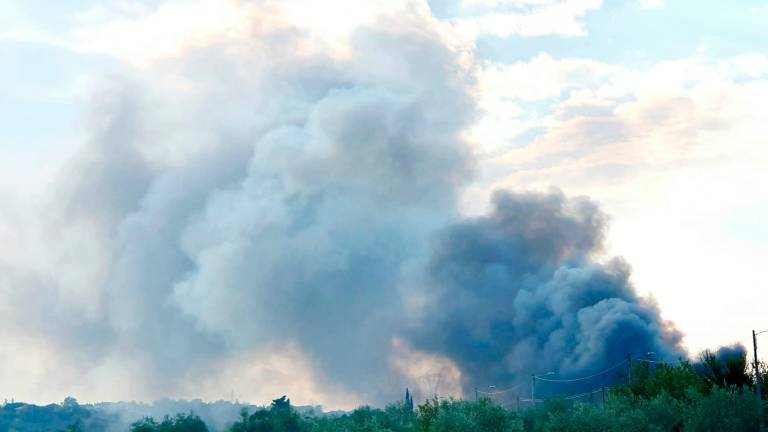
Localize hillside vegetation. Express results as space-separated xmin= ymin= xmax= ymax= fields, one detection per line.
xmin=3 ymin=349 xmax=768 ymax=431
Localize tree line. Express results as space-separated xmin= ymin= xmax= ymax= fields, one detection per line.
xmin=126 ymin=348 xmax=768 ymax=432
xmin=3 ymin=348 xmax=768 ymax=431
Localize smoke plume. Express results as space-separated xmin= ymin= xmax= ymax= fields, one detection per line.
xmin=0 ymin=1 xmax=683 ymax=407
xmin=411 ymin=190 xmax=683 ymax=393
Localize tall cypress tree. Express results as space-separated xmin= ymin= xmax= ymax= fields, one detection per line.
xmin=405 ymin=388 xmax=413 ymax=411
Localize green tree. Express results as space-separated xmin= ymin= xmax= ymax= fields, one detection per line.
xmin=229 ymin=397 xmax=304 ymax=432
xmin=383 ymin=401 xmax=416 ymax=432
xmin=64 ymin=420 xmax=84 ymax=432
xmin=415 ymin=397 xmax=439 ymax=432
xmin=130 ymin=413 xmax=208 ymax=432
xmin=683 ymin=386 xmax=760 ymax=432
xmin=62 ymin=397 xmax=79 ymax=409
xmin=624 ymin=361 xmax=708 ymax=400
xmin=699 ymin=350 xmax=752 ymax=389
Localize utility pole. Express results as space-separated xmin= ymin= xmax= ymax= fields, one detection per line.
xmin=474 ymin=387 xmax=478 ymax=402
xmin=627 ymin=354 xmax=632 ymax=386
xmin=647 ymin=352 xmax=657 ymax=376
xmin=754 ymin=329 xmax=766 ymax=432
xmin=755 ymin=330 xmax=762 ymax=402
xmin=531 ymin=374 xmax=535 ymax=407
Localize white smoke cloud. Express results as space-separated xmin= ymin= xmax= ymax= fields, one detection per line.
xmin=0 ymin=0 xmax=688 ymax=410
xmin=0 ymin=0 xmax=477 ymax=407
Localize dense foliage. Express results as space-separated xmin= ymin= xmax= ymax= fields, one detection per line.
xmin=130 ymin=413 xmax=209 ymax=432
xmin=0 ymin=398 xmax=117 ymax=432
xmin=3 ymin=350 xmax=768 ymax=431
xmin=127 ymin=350 xmax=768 ymax=432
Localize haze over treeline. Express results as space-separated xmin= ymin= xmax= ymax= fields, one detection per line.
xmin=2 ymin=346 xmax=767 ymax=432
xmin=3 ymin=0 xmax=764 ymax=411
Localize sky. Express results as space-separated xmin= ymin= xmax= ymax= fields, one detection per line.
xmin=1 ymin=0 xmax=768 ymax=409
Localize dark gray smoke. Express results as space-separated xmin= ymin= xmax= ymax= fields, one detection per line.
xmin=0 ymin=3 xmax=684 ymax=407
xmin=409 ymin=189 xmax=684 ymax=392
xmin=693 ymin=344 xmax=749 ymax=384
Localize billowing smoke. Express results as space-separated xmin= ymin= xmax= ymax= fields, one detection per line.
xmin=694 ymin=344 xmax=749 ymax=385
xmin=0 ymin=1 xmax=683 ymax=408
xmin=410 ymin=190 xmax=683 ymax=393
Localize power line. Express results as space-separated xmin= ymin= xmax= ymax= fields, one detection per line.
xmin=563 ymin=391 xmax=593 ymax=400
xmin=469 ymin=354 xmax=687 ymax=407
xmin=563 ymin=386 xmax=612 ymax=400
xmin=633 ymin=357 xmax=683 ymax=365
xmin=533 ymin=359 xmax=628 ymax=383
xmin=476 ymin=383 xmax=522 ymax=395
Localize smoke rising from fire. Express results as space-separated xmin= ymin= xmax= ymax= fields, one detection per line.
xmin=0 ymin=1 xmax=683 ymax=407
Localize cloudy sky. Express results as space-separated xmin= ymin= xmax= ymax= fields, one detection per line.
xmin=1 ymin=0 xmax=767 ymax=408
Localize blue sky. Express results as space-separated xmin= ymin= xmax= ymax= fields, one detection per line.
xmin=476 ymin=0 xmax=768 ymax=65
xmin=1 ymin=0 xmax=767 ymax=407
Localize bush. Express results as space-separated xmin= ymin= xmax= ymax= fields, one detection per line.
xmin=623 ymin=362 xmax=707 ymax=400
xmin=414 ymin=398 xmax=522 ymax=432
xmin=130 ymin=413 xmax=208 ymax=432
xmin=682 ymin=387 xmax=760 ymax=432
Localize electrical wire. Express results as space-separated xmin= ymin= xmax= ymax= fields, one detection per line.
xmin=471 ymin=354 xmax=689 ymax=405
xmin=476 ymin=383 xmax=522 ymax=395
xmin=634 ymin=357 xmax=684 ymax=365
xmin=533 ymin=359 xmax=628 ymax=383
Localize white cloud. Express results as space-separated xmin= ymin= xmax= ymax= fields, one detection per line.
xmin=454 ymin=0 xmax=602 ymax=38
xmin=479 ymin=53 xmax=618 ymax=101
xmin=470 ymin=54 xmax=768 ymax=168
xmin=467 ymin=53 xmax=619 ymax=156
